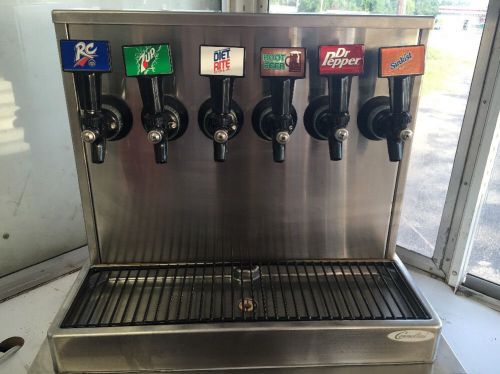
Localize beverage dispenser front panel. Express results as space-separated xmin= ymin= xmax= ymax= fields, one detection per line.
xmin=58 ymin=13 xmax=429 ymax=264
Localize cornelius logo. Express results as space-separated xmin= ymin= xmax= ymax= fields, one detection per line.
xmin=391 ymin=52 xmax=412 ymax=70
xmin=74 ymin=41 xmax=98 ymax=67
xmin=319 ymin=45 xmax=364 ymax=75
xmin=213 ymin=48 xmax=231 ymax=74
xmin=137 ymin=46 xmax=158 ymax=74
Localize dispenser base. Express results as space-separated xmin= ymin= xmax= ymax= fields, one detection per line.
xmin=48 ymin=258 xmax=441 ymax=373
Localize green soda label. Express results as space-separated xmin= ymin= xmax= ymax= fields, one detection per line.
xmin=122 ymin=44 xmax=173 ymax=76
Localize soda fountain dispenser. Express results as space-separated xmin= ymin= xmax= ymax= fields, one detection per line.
xmin=49 ymin=11 xmax=441 ymax=374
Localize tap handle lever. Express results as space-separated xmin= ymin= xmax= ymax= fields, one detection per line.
xmin=327 ymin=75 xmax=352 ymax=161
xmin=75 ymin=72 xmax=107 ymax=164
xmin=270 ymin=78 xmax=294 ymax=163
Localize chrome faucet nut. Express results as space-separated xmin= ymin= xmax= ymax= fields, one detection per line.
xmin=147 ymin=130 xmax=163 ymax=144
xmin=214 ymin=129 xmax=229 ymax=143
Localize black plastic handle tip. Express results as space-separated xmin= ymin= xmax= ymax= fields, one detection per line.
xmin=328 ymin=136 xmax=343 ymax=161
xmin=387 ymin=139 xmax=403 ymax=162
xmin=90 ymin=139 xmax=106 ymax=164
xmin=214 ymin=142 xmax=227 ymax=162
xmin=272 ymin=139 xmax=285 ymax=163
xmin=154 ymin=139 xmax=168 ymax=164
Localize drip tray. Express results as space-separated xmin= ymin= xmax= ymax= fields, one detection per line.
xmin=49 ymin=260 xmax=441 ymax=373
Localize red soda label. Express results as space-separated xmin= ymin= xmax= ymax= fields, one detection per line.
xmin=319 ymin=44 xmax=364 ymax=75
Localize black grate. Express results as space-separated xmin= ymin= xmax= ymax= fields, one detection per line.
xmin=61 ymin=261 xmax=430 ymax=328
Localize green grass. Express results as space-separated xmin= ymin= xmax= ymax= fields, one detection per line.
xmin=421 ymin=47 xmax=476 ymax=96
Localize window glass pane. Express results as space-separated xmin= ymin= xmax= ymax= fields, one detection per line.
xmin=397 ymin=3 xmax=487 ymax=258
xmin=467 ymin=115 xmax=500 ymax=285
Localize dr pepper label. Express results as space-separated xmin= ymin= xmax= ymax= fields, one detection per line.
xmin=319 ymin=44 xmax=364 ymax=75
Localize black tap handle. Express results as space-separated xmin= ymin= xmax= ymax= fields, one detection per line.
xmin=326 ymin=75 xmax=352 ymax=161
xmin=74 ymin=72 xmax=102 ymax=112
xmin=214 ymin=142 xmax=227 ymax=162
xmin=91 ymin=138 xmax=106 ymax=164
xmin=328 ymin=136 xmax=343 ymax=161
xmin=208 ymin=77 xmax=234 ymax=162
xmin=154 ymin=138 xmax=168 ymax=164
xmin=269 ymin=78 xmax=294 ymax=163
xmin=386 ymin=76 xmax=412 ymax=162
xmin=270 ymin=78 xmax=293 ymax=117
xmin=138 ymin=76 xmax=171 ymax=164
xmin=75 ymin=72 xmax=107 ymax=164
xmin=272 ymin=138 xmax=285 ymax=163
xmin=210 ymin=77 xmax=233 ymax=115
xmin=137 ymin=76 xmax=164 ymax=114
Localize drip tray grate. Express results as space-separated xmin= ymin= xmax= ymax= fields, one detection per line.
xmin=62 ymin=261 xmax=430 ymax=328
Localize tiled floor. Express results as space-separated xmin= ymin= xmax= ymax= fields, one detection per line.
xmin=0 ymin=267 xmax=499 ymax=374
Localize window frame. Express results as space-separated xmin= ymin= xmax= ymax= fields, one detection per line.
xmin=398 ymin=0 xmax=500 ymax=300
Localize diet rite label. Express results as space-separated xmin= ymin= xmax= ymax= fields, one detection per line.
xmin=379 ymin=45 xmax=425 ymax=77
xmin=319 ymin=44 xmax=364 ymax=75
xmin=260 ymin=47 xmax=306 ymax=78
xmin=199 ymin=46 xmax=245 ymax=77
xmin=122 ymin=44 xmax=173 ymax=76
xmin=60 ymin=40 xmax=111 ymax=72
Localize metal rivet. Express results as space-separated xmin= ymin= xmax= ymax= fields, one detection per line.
xmin=452 ymin=271 xmax=458 ymax=276
xmin=214 ymin=130 xmax=229 ymax=143
xmin=147 ymin=130 xmax=163 ymax=144
xmin=399 ymin=129 xmax=413 ymax=142
xmin=276 ymin=131 xmax=290 ymax=144
xmin=335 ymin=128 xmax=349 ymax=142
xmin=81 ymin=130 xmax=96 ymax=143
xmin=168 ymin=121 xmax=178 ymax=130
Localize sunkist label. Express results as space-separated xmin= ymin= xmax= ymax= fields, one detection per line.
xmin=379 ymin=45 xmax=425 ymax=77
xmin=60 ymin=40 xmax=111 ymax=72
xmin=260 ymin=47 xmax=306 ymax=78
xmin=199 ymin=46 xmax=245 ymax=77
xmin=319 ymin=44 xmax=364 ymax=75
xmin=122 ymin=44 xmax=173 ymax=76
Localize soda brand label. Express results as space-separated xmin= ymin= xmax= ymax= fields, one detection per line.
xmin=199 ymin=46 xmax=245 ymax=77
xmin=319 ymin=44 xmax=364 ymax=75
xmin=379 ymin=45 xmax=425 ymax=77
xmin=60 ymin=40 xmax=111 ymax=72
xmin=260 ymin=47 xmax=306 ymax=78
xmin=122 ymin=44 xmax=173 ymax=76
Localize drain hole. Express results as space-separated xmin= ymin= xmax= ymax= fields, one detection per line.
xmin=238 ymin=298 xmax=257 ymax=313
xmin=232 ymin=265 xmax=260 ymax=283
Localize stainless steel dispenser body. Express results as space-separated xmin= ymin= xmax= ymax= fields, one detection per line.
xmin=49 ymin=11 xmax=440 ymax=373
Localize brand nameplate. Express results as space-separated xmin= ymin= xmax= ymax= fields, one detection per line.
xmin=387 ymin=330 xmax=435 ymax=342
xmin=123 ymin=44 xmax=173 ymax=76
xmin=199 ymin=46 xmax=245 ymax=77
xmin=260 ymin=47 xmax=306 ymax=78
xmin=379 ymin=45 xmax=425 ymax=77
xmin=319 ymin=44 xmax=364 ymax=75
xmin=60 ymin=40 xmax=111 ymax=72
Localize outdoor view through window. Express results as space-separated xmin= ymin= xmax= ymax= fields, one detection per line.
xmin=270 ymin=0 xmax=491 ymax=274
